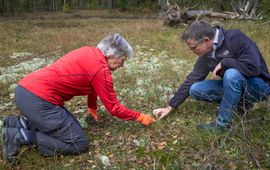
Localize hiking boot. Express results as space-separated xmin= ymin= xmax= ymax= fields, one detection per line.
xmin=197 ymin=121 xmax=228 ymax=133
xmin=3 ymin=115 xmax=29 ymax=129
xmin=1 ymin=127 xmax=24 ymax=162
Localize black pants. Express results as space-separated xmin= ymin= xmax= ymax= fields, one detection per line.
xmin=15 ymin=85 xmax=89 ymax=156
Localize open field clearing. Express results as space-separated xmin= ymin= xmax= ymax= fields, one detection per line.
xmin=0 ymin=10 xmax=270 ymax=169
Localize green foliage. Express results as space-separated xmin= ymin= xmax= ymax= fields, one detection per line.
xmin=86 ymin=1 xmax=100 ymax=10
xmin=63 ymin=2 xmax=71 ymax=13
xmin=259 ymin=0 xmax=270 ymax=18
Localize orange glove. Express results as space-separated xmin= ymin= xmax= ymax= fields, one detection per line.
xmin=136 ymin=113 xmax=156 ymax=126
xmin=88 ymin=108 xmax=98 ymax=122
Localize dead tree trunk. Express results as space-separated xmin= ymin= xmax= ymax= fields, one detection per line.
xmin=160 ymin=1 xmax=262 ymax=26
xmin=229 ymin=0 xmax=260 ymax=18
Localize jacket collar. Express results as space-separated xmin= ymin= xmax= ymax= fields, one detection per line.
xmin=95 ymin=48 xmax=107 ymax=65
xmin=213 ymin=26 xmax=225 ymax=49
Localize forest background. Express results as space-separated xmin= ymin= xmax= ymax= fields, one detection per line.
xmin=0 ymin=0 xmax=270 ymax=18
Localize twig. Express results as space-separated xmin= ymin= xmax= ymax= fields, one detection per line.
xmin=153 ymin=157 xmax=156 ymax=170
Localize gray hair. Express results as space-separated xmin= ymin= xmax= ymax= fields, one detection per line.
xmin=181 ymin=20 xmax=215 ymax=43
xmin=97 ymin=33 xmax=133 ymax=58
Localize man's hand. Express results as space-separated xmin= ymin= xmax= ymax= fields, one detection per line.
xmin=136 ymin=113 xmax=156 ymax=126
xmin=153 ymin=106 xmax=173 ymax=120
xmin=212 ymin=62 xmax=222 ymax=80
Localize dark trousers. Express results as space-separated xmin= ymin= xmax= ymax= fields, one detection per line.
xmin=15 ymin=85 xmax=89 ymax=156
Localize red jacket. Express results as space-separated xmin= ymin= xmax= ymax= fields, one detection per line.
xmin=19 ymin=46 xmax=140 ymax=121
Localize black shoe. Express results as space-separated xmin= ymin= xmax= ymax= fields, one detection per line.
xmin=197 ymin=121 xmax=228 ymax=133
xmin=1 ymin=127 xmax=23 ymax=162
xmin=3 ymin=115 xmax=29 ymax=129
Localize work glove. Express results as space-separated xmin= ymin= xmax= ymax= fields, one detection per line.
xmin=88 ymin=108 xmax=98 ymax=122
xmin=136 ymin=113 xmax=156 ymax=126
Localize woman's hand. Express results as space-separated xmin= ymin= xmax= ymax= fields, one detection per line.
xmin=136 ymin=113 xmax=156 ymax=126
xmin=88 ymin=108 xmax=98 ymax=122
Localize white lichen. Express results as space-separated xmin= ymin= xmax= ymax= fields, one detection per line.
xmin=0 ymin=58 xmax=54 ymax=85
xmin=9 ymin=52 xmax=33 ymax=59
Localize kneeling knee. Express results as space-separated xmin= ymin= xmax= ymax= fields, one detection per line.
xmin=79 ymin=144 xmax=89 ymax=153
xmin=223 ymin=69 xmax=246 ymax=88
xmin=78 ymin=138 xmax=89 ymax=153
xmin=223 ymin=69 xmax=243 ymax=82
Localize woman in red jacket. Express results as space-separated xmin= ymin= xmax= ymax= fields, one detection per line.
xmin=2 ymin=33 xmax=156 ymax=162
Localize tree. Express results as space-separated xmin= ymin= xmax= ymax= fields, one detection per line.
xmin=108 ymin=0 xmax=114 ymax=9
xmin=32 ymin=0 xmax=36 ymax=12
xmin=63 ymin=0 xmax=71 ymax=12
xmin=228 ymin=0 xmax=260 ymax=18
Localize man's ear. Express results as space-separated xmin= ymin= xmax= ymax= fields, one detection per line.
xmin=204 ymin=37 xmax=211 ymax=43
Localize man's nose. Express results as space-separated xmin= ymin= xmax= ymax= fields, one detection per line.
xmin=189 ymin=47 xmax=195 ymax=52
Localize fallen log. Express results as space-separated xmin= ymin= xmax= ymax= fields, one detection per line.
xmin=161 ymin=3 xmax=262 ymax=26
xmin=186 ymin=10 xmax=261 ymax=20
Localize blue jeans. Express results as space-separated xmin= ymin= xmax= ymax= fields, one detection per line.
xmin=189 ymin=68 xmax=270 ymax=127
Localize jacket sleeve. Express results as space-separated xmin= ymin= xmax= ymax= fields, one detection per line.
xmin=169 ymin=56 xmax=214 ymax=108
xmin=87 ymin=91 xmax=97 ymax=110
xmin=91 ymin=66 xmax=140 ymax=120
xmin=221 ymin=31 xmax=261 ymax=77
